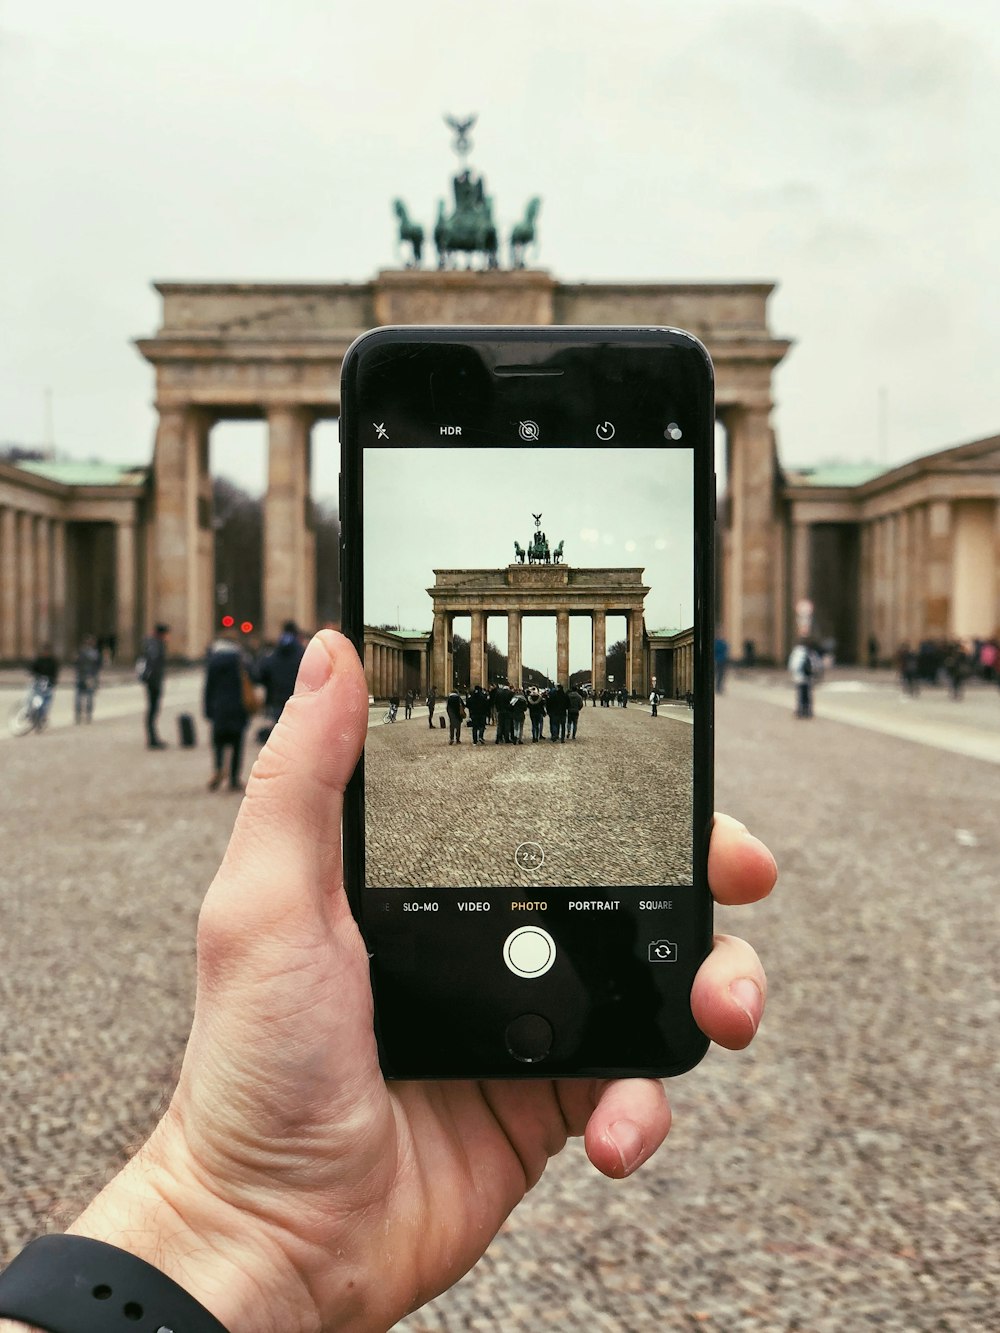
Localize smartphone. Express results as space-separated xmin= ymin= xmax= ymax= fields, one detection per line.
xmin=340 ymin=326 xmax=714 ymax=1079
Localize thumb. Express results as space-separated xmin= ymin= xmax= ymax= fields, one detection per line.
xmin=206 ymin=630 xmax=369 ymax=941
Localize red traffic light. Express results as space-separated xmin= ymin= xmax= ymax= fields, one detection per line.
xmin=221 ymin=615 xmax=235 ymax=628
xmin=240 ymin=621 xmax=254 ymax=634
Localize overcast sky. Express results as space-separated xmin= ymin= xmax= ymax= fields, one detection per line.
xmin=366 ymin=446 xmax=692 ymax=672
xmin=1 ymin=0 xmax=997 ymax=506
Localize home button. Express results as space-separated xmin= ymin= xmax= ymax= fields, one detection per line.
xmin=505 ymin=1013 xmax=553 ymax=1063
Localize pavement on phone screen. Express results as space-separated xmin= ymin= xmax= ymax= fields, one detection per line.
xmin=1 ymin=666 xmax=997 ymax=1331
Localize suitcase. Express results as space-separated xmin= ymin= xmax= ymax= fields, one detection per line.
xmin=439 ymin=715 xmax=446 ymax=729
xmin=177 ymin=713 xmax=196 ymax=747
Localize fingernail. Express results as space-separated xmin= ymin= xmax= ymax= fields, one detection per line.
xmin=729 ymin=978 xmax=763 ymax=1037
xmin=294 ymin=634 xmax=334 ymax=696
xmin=607 ymin=1119 xmax=644 ymax=1176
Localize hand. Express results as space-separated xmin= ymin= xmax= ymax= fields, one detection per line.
xmin=71 ymin=631 xmax=776 ymax=1333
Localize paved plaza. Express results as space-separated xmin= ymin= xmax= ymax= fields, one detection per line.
xmin=1 ymin=669 xmax=998 ymax=1330
xmin=365 ymin=702 xmax=693 ymax=888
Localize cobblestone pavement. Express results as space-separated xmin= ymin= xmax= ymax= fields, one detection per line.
xmin=2 ymin=677 xmax=998 ymax=1331
xmin=365 ymin=705 xmax=693 ymax=887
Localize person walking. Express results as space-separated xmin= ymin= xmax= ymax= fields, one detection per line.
xmin=566 ymin=686 xmax=583 ymax=739
xmin=404 ymin=689 xmax=414 ymax=719
xmin=788 ymin=638 xmax=820 ymax=719
xmin=204 ymin=630 xmax=250 ymax=791
xmin=426 ymin=687 xmax=437 ymax=728
xmin=139 ymin=623 xmax=170 ymax=748
xmin=28 ymin=643 xmax=60 ymax=729
xmin=714 ymin=636 xmax=729 ymax=693
xmin=74 ymin=634 xmax=101 ymax=723
xmin=649 ymin=689 xmax=659 ymax=717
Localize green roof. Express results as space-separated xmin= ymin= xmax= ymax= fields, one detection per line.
xmin=15 ymin=460 xmax=146 ymax=486
xmin=786 ymin=463 xmax=887 ymax=488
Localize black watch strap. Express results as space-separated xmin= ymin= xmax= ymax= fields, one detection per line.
xmin=0 ymin=1235 xmax=231 ymax=1333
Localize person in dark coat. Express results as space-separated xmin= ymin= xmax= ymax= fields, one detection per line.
xmin=258 ymin=622 xmax=305 ymax=728
xmin=467 ymin=685 xmax=489 ymax=744
xmin=139 ymin=623 xmax=170 ymax=748
xmin=547 ymin=684 xmax=569 ymax=741
xmin=204 ymin=632 xmax=250 ymax=791
xmin=445 ymin=689 xmax=465 ymax=744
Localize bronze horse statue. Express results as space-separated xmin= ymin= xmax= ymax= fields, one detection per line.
xmin=510 ymin=197 xmax=541 ymax=268
xmin=393 ymin=199 xmax=424 ymax=267
xmin=513 ymin=540 xmax=526 ymax=564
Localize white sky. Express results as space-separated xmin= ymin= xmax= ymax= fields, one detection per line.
xmin=2 ymin=0 xmax=998 ymax=505
xmin=365 ymin=446 xmax=693 ymax=672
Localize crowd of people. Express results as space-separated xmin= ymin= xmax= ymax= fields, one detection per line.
xmin=390 ymin=681 xmax=672 ymax=745
xmin=895 ymin=637 xmax=998 ymax=699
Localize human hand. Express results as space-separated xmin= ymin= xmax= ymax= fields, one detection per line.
xmin=70 ymin=631 xmax=776 ymax=1333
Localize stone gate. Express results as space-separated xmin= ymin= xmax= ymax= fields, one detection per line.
xmin=137 ymin=269 xmax=790 ymax=658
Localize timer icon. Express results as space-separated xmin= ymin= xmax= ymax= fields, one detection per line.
xmin=595 ymin=421 xmax=616 ymax=441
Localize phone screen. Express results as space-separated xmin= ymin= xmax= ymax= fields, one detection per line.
xmin=361 ymin=440 xmax=695 ymax=892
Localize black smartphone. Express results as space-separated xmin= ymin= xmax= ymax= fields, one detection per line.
xmin=340 ymin=326 xmax=714 ymax=1079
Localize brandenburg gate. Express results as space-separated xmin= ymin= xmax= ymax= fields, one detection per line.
xmin=429 ymin=564 xmax=649 ymax=696
xmin=137 ymin=269 xmax=789 ymax=659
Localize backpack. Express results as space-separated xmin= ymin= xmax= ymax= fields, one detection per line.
xmin=135 ymin=655 xmax=150 ymax=684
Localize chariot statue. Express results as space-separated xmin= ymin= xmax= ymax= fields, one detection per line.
xmin=389 ymin=116 xmax=540 ymax=272
xmin=513 ymin=513 xmax=565 ymax=566
xmin=434 ymin=115 xmax=499 ymax=269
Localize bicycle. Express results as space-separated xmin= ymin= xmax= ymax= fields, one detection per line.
xmin=382 ymin=702 xmax=399 ymax=724
xmin=8 ymin=677 xmax=52 ymax=736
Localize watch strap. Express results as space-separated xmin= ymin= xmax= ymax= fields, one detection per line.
xmin=0 ymin=1234 xmax=231 ymax=1333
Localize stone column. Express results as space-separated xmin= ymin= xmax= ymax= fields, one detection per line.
xmin=507 ymin=610 xmax=522 ymax=687
xmin=791 ymin=520 xmax=811 ymax=610
xmin=364 ymin=637 xmax=375 ymax=697
xmin=627 ymin=608 xmax=645 ymax=697
xmin=34 ymin=518 xmax=52 ymax=646
xmin=1 ymin=507 xmax=19 ymax=659
xmin=556 ymin=609 xmax=570 ymax=684
xmin=115 ymin=521 xmax=138 ymax=662
xmin=432 ymin=608 xmax=447 ymax=694
xmin=18 ymin=511 xmax=36 ymax=657
xmin=152 ymin=407 xmax=212 ymax=658
xmin=470 ymin=609 xmax=485 ymax=687
xmin=50 ymin=520 xmax=67 ymax=657
xmin=265 ymin=407 xmax=315 ymax=641
xmin=924 ymin=501 xmax=952 ymax=637
xmin=591 ymin=607 xmax=606 ymax=691
xmin=721 ymin=405 xmax=778 ymax=661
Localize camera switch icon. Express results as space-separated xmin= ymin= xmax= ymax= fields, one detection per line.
xmin=648 ymin=940 xmax=678 ymax=963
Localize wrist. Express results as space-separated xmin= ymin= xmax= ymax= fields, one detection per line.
xmin=65 ymin=1121 xmax=323 ymax=1333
